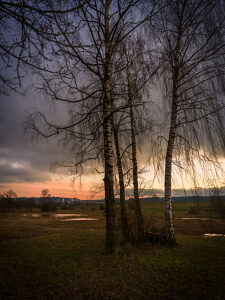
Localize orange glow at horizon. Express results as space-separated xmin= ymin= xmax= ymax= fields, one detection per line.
xmin=1 ymin=157 xmax=224 ymax=199
xmin=0 ymin=180 xmax=104 ymax=200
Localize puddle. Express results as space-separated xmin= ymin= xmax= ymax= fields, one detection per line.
xmin=22 ymin=214 xmax=41 ymax=217
xmin=21 ymin=213 xmax=89 ymax=218
xmin=180 ymin=218 xmax=210 ymax=220
xmin=55 ymin=214 xmax=87 ymax=217
xmin=180 ymin=218 xmax=223 ymax=221
xmin=203 ymin=233 xmax=225 ymax=237
xmin=60 ymin=218 xmax=99 ymax=221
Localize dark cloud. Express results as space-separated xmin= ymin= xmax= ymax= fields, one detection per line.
xmin=0 ymin=160 xmax=50 ymax=183
xmin=0 ymin=86 xmax=73 ymax=184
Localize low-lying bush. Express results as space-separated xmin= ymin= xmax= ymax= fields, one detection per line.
xmin=39 ymin=201 xmax=57 ymax=212
xmin=61 ymin=204 xmax=71 ymax=210
xmin=188 ymin=206 xmax=201 ymax=214
xmin=209 ymin=195 xmax=225 ymax=218
xmin=99 ymin=203 xmax=105 ymax=211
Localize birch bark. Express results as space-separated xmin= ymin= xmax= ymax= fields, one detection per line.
xmin=112 ymin=121 xmax=130 ymax=241
xmin=103 ymin=0 xmax=118 ymax=252
xmin=127 ymin=65 xmax=144 ymax=242
xmin=164 ymin=2 xmax=183 ymax=242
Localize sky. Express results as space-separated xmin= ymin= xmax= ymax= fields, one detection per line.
xmin=0 ymin=85 xmax=105 ymax=199
xmin=0 ymin=79 xmax=225 ymax=199
xmin=0 ymin=2 xmax=225 ymax=199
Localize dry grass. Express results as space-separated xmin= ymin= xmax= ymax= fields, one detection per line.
xmin=0 ymin=203 xmax=225 ymax=299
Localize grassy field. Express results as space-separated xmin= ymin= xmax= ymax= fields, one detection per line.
xmin=0 ymin=202 xmax=225 ymax=299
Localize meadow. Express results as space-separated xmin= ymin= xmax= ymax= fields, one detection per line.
xmin=0 ymin=202 xmax=225 ymax=299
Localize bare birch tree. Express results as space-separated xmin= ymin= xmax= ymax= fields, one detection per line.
xmin=24 ymin=0 xmax=156 ymax=251
xmin=152 ymin=0 xmax=225 ymax=242
xmin=125 ymin=53 xmax=145 ymax=241
xmin=111 ymin=107 xmax=130 ymax=241
xmin=110 ymin=36 xmax=158 ymax=243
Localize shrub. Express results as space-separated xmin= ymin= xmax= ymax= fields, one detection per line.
xmin=127 ymin=201 xmax=135 ymax=211
xmin=39 ymin=201 xmax=57 ymax=212
xmin=143 ymin=231 xmax=168 ymax=245
xmin=209 ymin=195 xmax=225 ymax=219
xmin=0 ymin=189 xmax=18 ymax=212
xmin=188 ymin=206 xmax=200 ymax=214
xmin=61 ymin=204 xmax=71 ymax=210
xmin=99 ymin=203 xmax=105 ymax=211
xmin=26 ymin=199 xmax=37 ymax=212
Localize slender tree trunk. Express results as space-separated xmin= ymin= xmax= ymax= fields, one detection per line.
xmin=127 ymin=67 xmax=144 ymax=242
xmin=112 ymin=122 xmax=130 ymax=241
xmin=103 ymin=0 xmax=118 ymax=253
xmin=103 ymin=104 xmax=118 ymax=252
xmin=164 ymin=102 xmax=177 ymax=242
xmin=164 ymin=10 xmax=182 ymax=242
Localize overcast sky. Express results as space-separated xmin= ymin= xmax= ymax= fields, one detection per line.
xmin=0 ymin=81 xmax=103 ymax=198
xmin=0 ymin=1 xmax=224 ymax=199
xmin=1 ymin=85 xmax=224 ymax=199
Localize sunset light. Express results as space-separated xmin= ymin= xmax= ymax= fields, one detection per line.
xmin=0 ymin=1 xmax=225 ymax=298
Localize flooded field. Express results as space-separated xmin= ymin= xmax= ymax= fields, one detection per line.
xmin=60 ymin=218 xmax=99 ymax=221
xmin=203 ymin=233 xmax=225 ymax=237
xmin=1 ymin=205 xmax=225 ymax=300
xmin=55 ymin=214 xmax=88 ymax=217
xmin=180 ymin=217 xmax=211 ymax=220
xmin=22 ymin=214 xmax=41 ymax=217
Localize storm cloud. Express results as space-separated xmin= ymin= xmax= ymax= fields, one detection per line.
xmin=0 ymin=86 xmax=73 ymax=185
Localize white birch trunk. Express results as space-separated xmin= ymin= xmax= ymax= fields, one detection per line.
xmin=112 ymin=123 xmax=130 ymax=241
xmin=103 ymin=0 xmax=118 ymax=252
xmin=164 ymin=7 xmax=183 ymax=242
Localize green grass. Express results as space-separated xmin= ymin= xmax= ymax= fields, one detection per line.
xmin=0 ymin=203 xmax=225 ymax=299
xmin=141 ymin=201 xmax=213 ymax=217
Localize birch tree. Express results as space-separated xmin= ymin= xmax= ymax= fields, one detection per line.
xmin=125 ymin=52 xmax=144 ymax=241
xmin=24 ymin=0 xmax=156 ymax=251
xmin=111 ymin=108 xmax=130 ymax=242
xmin=111 ymin=37 xmax=158 ymax=243
xmin=153 ymin=0 xmax=225 ymax=242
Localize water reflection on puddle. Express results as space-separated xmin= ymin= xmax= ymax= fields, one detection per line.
xmin=180 ymin=218 xmax=210 ymax=220
xmin=22 ymin=214 xmax=41 ymax=217
xmin=203 ymin=233 xmax=225 ymax=237
xmin=21 ymin=213 xmax=89 ymax=218
xmin=60 ymin=218 xmax=99 ymax=221
xmin=55 ymin=214 xmax=87 ymax=217
xmin=180 ymin=218 xmax=224 ymax=222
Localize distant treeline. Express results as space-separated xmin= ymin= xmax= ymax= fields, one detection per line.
xmin=138 ymin=195 xmax=225 ymax=203
xmin=0 ymin=197 xmax=38 ymax=212
xmin=9 ymin=195 xmax=225 ymax=204
xmin=0 ymin=195 xmax=57 ymax=213
xmin=1 ymin=195 xmax=225 ymax=213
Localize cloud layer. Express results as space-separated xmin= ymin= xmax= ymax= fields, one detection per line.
xmin=0 ymin=87 xmax=72 ymax=186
